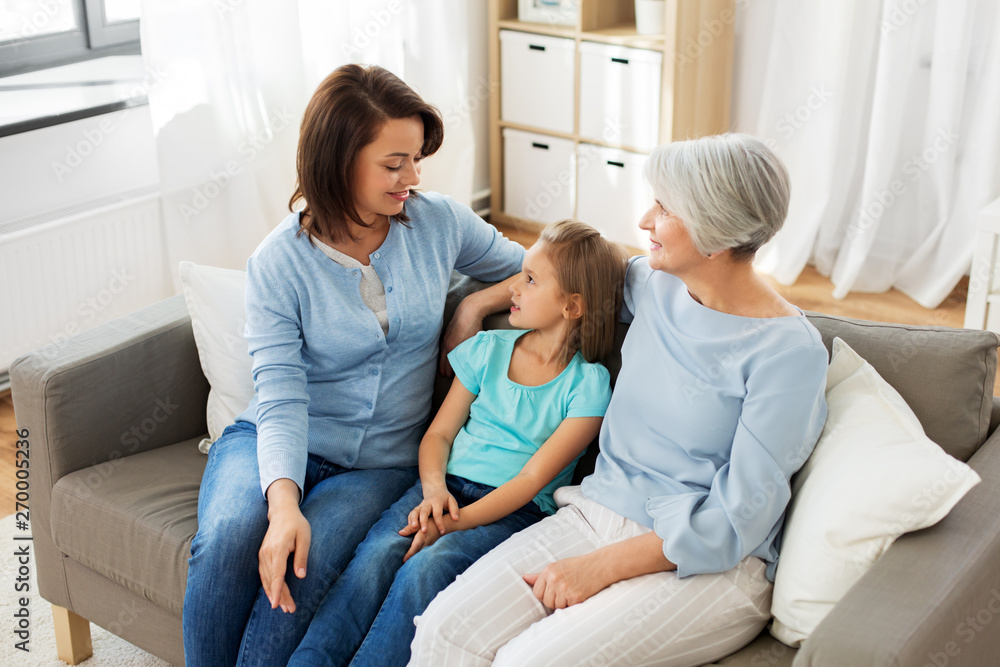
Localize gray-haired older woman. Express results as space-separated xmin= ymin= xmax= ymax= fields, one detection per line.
xmin=408 ymin=134 xmax=829 ymax=666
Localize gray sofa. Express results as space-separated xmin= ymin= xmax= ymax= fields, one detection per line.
xmin=11 ymin=276 xmax=1000 ymax=666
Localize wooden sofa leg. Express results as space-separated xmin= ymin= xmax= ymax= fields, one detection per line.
xmin=52 ymin=606 xmax=93 ymax=665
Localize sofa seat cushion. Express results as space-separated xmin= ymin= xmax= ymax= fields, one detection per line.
xmin=707 ymin=630 xmax=795 ymax=666
xmin=50 ymin=437 xmax=207 ymax=617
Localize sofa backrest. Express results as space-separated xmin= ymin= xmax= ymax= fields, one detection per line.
xmin=805 ymin=312 xmax=999 ymax=462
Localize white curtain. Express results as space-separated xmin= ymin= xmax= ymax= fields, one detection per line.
xmin=734 ymin=0 xmax=1000 ymax=307
xmin=140 ymin=0 xmax=479 ymax=286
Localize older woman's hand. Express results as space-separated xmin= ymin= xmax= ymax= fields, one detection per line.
xmin=523 ymin=532 xmax=677 ymax=609
xmin=523 ymin=553 xmax=612 ymax=609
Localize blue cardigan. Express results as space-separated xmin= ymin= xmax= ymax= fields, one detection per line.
xmin=235 ymin=192 xmax=526 ymax=497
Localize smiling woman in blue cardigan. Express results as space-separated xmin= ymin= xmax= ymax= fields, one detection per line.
xmin=181 ymin=64 xmax=525 ymax=666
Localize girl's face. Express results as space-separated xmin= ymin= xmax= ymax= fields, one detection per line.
xmin=353 ymin=115 xmax=425 ymax=226
xmin=509 ymin=242 xmax=574 ymax=331
xmin=638 ymin=199 xmax=702 ymax=274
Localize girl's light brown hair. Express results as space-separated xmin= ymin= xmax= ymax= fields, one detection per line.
xmin=290 ymin=64 xmax=444 ymax=244
xmin=539 ymin=220 xmax=627 ymax=364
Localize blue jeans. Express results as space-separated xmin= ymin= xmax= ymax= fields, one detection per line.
xmin=182 ymin=420 xmax=418 ymax=667
xmin=288 ymin=475 xmax=546 ymax=667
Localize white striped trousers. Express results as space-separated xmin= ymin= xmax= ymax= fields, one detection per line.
xmin=408 ymin=486 xmax=771 ymax=667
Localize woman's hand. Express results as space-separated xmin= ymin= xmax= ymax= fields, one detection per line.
xmin=523 ymin=553 xmax=612 ymax=610
xmin=401 ymin=520 xmax=441 ymax=563
xmin=259 ymin=479 xmax=310 ymax=613
xmin=404 ymin=485 xmax=460 ymax=535
xmin=523 ymin=533 xmax=676 ymax=609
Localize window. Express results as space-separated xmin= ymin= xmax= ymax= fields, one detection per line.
xmin=0 ymin=0 xmax=140 ymax=77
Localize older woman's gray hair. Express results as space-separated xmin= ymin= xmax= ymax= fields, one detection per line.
xmin=643 ymin=133 xmax=790 ymax=262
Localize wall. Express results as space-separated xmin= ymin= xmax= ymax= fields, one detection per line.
xmin=0 ymin=106 xmax=159 ymax=226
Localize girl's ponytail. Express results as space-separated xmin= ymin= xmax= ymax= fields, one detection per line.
xmin=539 ymin=220 xmax=627 ymax=364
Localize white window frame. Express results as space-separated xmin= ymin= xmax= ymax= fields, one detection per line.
xmin=0 ymin=0 xmax=139 ymax=78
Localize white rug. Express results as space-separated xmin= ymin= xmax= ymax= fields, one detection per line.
xmin=0 ymin=515 xmax=168 ymax=666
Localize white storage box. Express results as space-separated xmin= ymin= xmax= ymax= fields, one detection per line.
xmin=576 ymin=144 xmax=651 ymax=248
xmin=579 ymin=41 xmax=662 ymax=151
xmin=500 ymin=30 xmax=575 ymax=134
xmin=503 ymin=128 xmax=575 ymax=224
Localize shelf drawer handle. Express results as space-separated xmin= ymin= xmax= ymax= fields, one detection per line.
xmin=529 ymin=44 xmax=546 ymax=51
xmin=611 ymin=57 xmax=630 ymax=64
xmin=532 ymin=142 xmax=550 ymax=150
xmin=607 ymin=160 xmax=625 ymax=168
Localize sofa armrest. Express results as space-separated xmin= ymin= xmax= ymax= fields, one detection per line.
xmin=793 ymin=427 xmax=1000 ymax=666
xmin=10 ymin=293 xmax=210 ymax=607
xmin=10 ymin=291 xmax=210 ymax=515
xmin=11 ymin=293 xmax=210 ymax=479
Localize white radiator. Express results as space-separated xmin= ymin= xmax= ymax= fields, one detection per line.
xmin=0 ymin=189 xmax=170 ymax=376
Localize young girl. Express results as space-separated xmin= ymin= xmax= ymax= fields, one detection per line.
xmin=287 ymin=220 xmax=626 ymax=667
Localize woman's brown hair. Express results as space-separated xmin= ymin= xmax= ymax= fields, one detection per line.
xmin=290 ymin=64 xmax=444 ymax=244
xmin=538 ymin=220 xmax=627 ymax=365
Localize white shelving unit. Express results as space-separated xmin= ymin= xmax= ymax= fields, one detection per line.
xmin=488 ymin=0 xmax=736 ymax=250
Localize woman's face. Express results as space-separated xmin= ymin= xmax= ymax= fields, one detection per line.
xmin=353 ymin=115 xmax=425 ymax=226
xmin=638 ymin=199 xmax=702 ymax=274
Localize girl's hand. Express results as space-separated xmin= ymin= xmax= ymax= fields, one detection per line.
xmin=405 ymin=486 xmax=459 ymax=535
xmin=522 ymin=553 xmax=611 ymax=610
xmin=259 ymin=481 xmax=310 ymax=614
xmin=402 ymin=520 xmax=441 ymax=563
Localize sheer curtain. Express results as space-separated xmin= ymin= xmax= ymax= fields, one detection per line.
xmin=734 ymin=0 xmax=1000 ymax=307
xmin=140 ymin=0 xmax=478 ymax=285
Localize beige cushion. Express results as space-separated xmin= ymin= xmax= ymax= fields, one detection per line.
xmin=805 ymin=312 xmax=999 ymax=461
xmin=49 ymin=437 xmax=206 ymax=616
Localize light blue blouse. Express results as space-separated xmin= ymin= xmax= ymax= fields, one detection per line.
xmin=234 ymin=192 xmax=526 ymax=498
xmin=446 ymin=329 xmax=612 ymax=514
xmin=580 ymin=257 xmax=829 ymax=581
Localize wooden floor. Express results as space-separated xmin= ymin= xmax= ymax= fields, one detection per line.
xmin=0 ymin=224 xmax=984 ymax=511
xmin=1 ymin=392 xmax=19 ymax=513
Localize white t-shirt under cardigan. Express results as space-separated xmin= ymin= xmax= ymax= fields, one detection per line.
xmin=580 ymin=256 xmax=829 ymax=581
xmin=313 ymin=237 xmax=389 ymax=336
xmin=234 ymin=192 xmax=527 ymax=497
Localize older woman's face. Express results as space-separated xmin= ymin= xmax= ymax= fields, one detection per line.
xmin=638 ymin=200 xmax=701 ymax=274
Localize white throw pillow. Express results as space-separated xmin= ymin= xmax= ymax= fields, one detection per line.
xmin=769 ymin=337 xmax=981 ymax=647
xmin=178 ymin=261 xmax=254 ymax=453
